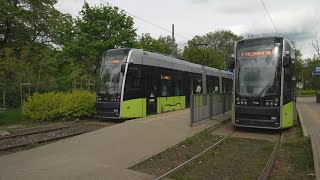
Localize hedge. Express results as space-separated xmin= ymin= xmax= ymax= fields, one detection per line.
xmin=22 ymin=90 xmax=96 ymax=122
xmin=297 ymin=90 xmax=319 ymax=97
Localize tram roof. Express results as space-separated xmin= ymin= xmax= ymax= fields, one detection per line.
xmin=126 ymin=48 xmax=231 ymax=79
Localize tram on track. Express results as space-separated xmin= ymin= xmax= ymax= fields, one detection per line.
xmin=229 ymin=36 xmax=297 ymax=129
xmin=95 ymin=48 xmax=232 ymax=119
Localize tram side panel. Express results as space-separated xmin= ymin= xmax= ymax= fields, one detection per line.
xmin=120 ymin=65 xmax=230 ymax=119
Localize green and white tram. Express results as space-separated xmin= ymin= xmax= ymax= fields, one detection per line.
xmin=229 ymin=36 xmax=297 ymax=129
xmin=95 ymin=48 xmax=232 ymax=119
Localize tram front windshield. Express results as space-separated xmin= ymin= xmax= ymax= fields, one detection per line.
xmin=97 ymin=50 xmax=128 ymax=96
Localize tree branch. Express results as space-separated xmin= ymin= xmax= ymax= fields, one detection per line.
xmin=311 ymin=39 xmax=320 ymax=57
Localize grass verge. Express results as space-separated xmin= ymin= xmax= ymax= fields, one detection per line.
xmin=170 ymin=138 xmax=274 ymax=180
xmin=130 ymin=129 xmax=274 ymax=179
xmin=0 ymin=109 xmax=22 ymax=126
xmin=130 ymin=130 xmax=223 ymax=176
xmin=269 ymin=120 xmax=315 ymax=179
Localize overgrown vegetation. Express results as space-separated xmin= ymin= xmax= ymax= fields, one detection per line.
xmin=22 ymin=91 xmax=95 ymax=122
xmin=130 ymin=129 xmax=274 ymax=179
xmin=0 ymin=109 xmax=22 ymax=126
xmin=130 ymin=130 xmax=222 ymax=176
xmin=269 ymin=117 xmax=315 ymax=179
xmin=296 ymin=89 xmax=319 ymax=97
xmin=170 ymin=138 xmax=274 ymax=180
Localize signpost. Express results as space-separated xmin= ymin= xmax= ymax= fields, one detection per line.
xmin=314 ymin=67 xmax=320 ymax=77
xmin=315 ymin=67 xmax=320 ymax=103
xmin=227 ymin=70 xmax=233 ymax=77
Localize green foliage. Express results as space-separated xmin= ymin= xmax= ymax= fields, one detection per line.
xmin=136 ymin=33 xmax=178 ymax=56
xmin=0 ymin=109 xmax=22 ymax=126
xmin=297 ymin=89 xmax=319 ymax=96
xmin=0 ymin=0 xmax=63 ymax=49
xmin=183 ymin=30 xmax=242 ymax=69
xmin=64 ymin=2 xmax=137 ymax=66
xmin=22 ymin=91 xmax=96 ymax=122
xmin=0 ymin=45 xmax=59 ymax=106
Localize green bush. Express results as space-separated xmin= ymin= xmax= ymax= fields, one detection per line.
xmin=22 ymin=91 xmax=96 ymax=122
xmin=297 ymin=90 xmax=319 ymax=97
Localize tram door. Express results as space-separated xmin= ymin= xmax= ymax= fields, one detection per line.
xmin=145 ymin=67 xmax=157 ymax=115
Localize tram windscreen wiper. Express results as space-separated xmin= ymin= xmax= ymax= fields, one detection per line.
xmin=255 ymin=76 xmax=277 ymax=98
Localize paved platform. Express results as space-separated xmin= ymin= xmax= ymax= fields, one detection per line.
xmin=297 ymin=97 xmax=320 ymax=179
xmin=0 ymin=109 xmax=230 ymax=180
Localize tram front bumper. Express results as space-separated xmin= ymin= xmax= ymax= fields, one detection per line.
xmin=235 ymin=106 xmax=280 ymax=128
xmin=95 ymin=102 xmax=120 ymax=119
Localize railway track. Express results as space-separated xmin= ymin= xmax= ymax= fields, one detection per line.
xmin=0 ymin=122 xmax=113 ymax=151
xmin=258 ymin=132 xmax=283 ymax=180
xmin=154 ymin=129 xmax=236 ymax=180
xmin=154 ymin=129 xmax=283 ymax=180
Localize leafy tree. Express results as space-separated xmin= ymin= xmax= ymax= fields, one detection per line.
xmin=64 ymin=2 xmax=137 ymax=66
xmin=183 ymin=30 xmax=242 ymax=69
xmin=0 ymin=0 xmax=63 ymax=49
xmin=0 ymin=0 xmax=67 ymax=106
xmin=295 ymin=49 xmax=303 ymax=81
xmin=136 ymin=33 xmax=178 ymax=56
xmin=302 ymin=56 xmax=320 ymax=90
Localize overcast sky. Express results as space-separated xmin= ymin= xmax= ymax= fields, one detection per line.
xmin=55 ymin=0 xmax=320 ymax=58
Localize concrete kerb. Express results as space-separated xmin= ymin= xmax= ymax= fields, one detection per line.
xmin=297 ymin=108 xmax=309 ymax=139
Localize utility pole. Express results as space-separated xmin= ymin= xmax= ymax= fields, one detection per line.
xmin=171 ymin=24 xmax=175 ymax=57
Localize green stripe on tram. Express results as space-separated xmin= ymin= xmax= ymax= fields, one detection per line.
xmin=157 ymin=96 xmax=186 ymax=114
xmin=121 ymin=98 xmax=147 ymax=118
xmin=282 ymin=101 xmax=294 ymax=128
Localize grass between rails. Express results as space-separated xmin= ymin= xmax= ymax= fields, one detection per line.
xmin=130 ymin=129 xmax=275 ymax=180
xmin=130 ymin=130 xmax=223 ymax=176
xmin=269 ymin=120 xmax=315 ymax=180
xmin=170 ymin=138 xmax=274 ymax=180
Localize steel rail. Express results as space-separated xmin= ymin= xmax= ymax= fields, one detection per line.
xmin=0 ymin=123 xmax=82 ymax=140
xmin=154 ymin=129 xmax=236 ymax=180
xmin=258 ymin=132 xmax=283 ymax=180
xmin=0 ymin=124 xmax=106 ymax=151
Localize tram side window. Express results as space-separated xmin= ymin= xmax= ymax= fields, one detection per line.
xmin=174 ymin=79 xmax=183 ymax=96
xmin=223 ymin=79 xmax=232 ymax=93
xmin=160 ymin=75 xmax=172 ymax=97
xmin=207 ymin=79 xmax=215 ymax=94
xmin=193 ymin=79 xmax=202 ymax=94
xmin=125 ymin=65 xmax=144 ymax=91
xmin=283 ymin=40 xmax=293 ymax=103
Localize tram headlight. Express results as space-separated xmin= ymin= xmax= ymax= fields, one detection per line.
xmin=270 ymin=102 xmax=274 ymax=106
xmin=266 ymin=102 xmax=269 ymax=106
xmin=244 ymin=101 xmax=247 ymax=105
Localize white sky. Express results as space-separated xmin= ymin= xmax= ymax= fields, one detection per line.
xmin=55 ymin=0 xmax=320 ymax=59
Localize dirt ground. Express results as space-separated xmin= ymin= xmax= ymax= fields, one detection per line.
xmin=212 ymin=122 xmax=280 ymax=142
